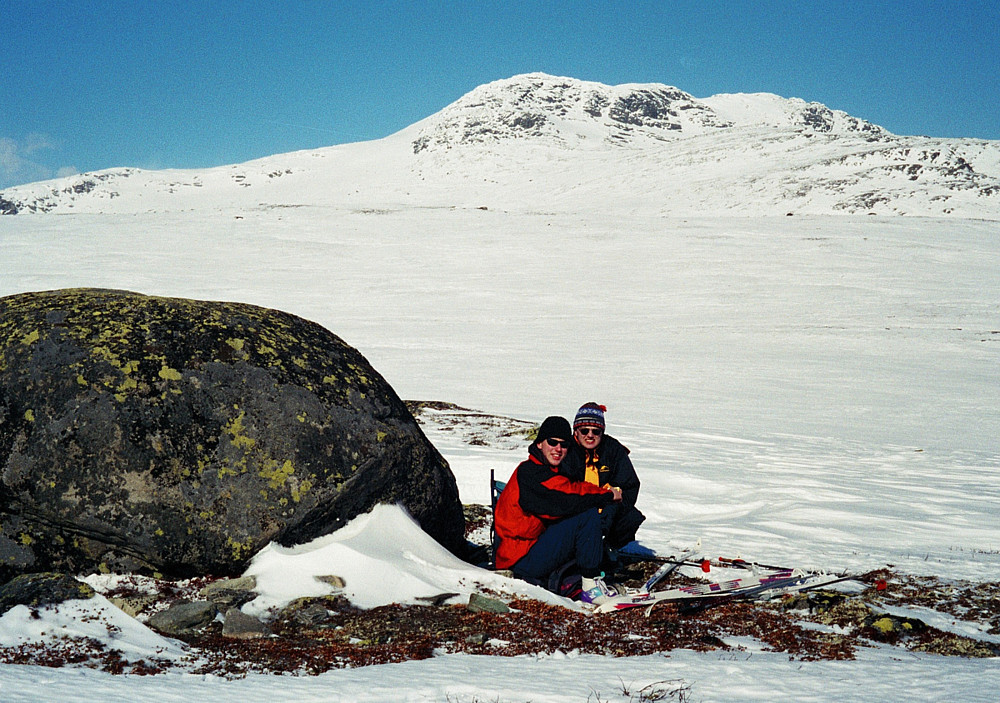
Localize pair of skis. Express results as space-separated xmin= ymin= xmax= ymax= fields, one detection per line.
xmin=599 ymin=545 xmax=855 ymax=614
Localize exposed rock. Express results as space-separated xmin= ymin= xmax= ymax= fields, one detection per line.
xmin=865 ymin=613 xmax=926 ymax=636
xmin=278 ymin=594 xmax=351 ymax=628
xmin=415 ymin=592 xmax=460 ymax=606
xmin=108 ymin=592 xmax=159 ymax=618
xmin=315 ymin=574 xmax=346 ymax=589
xmin=199 ymin=575 xmax=258 ymax=609
xmin=911 ymin=634 xmax=999 ymax=658
xmin=467 ymin=593 xmax=509 ymax=614
xmin=222 ymin=607 xmax=271 ymax=639
xmin=780 ymin=589 xmax=850 ymax=615
xmin=0 ymin=288 xmax=465 ymax=582
xmin=0 ymin=572 xmax=95 ymax=614
xmin=147 ymin=599 xmax=218 ymax=635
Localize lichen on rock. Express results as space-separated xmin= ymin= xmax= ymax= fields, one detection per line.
xmin=0 ymin=288 xmax=464 ymax=581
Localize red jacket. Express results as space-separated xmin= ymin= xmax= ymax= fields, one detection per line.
xmin=494 ymin=446 xmax=615 ymax=569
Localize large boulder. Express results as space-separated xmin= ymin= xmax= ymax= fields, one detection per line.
xmin=0 ymin=288 xmax=464 ymax=581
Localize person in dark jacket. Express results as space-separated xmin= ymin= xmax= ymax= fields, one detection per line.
xmin=562 ymin=402 xmax=646 ymax=551
xmin=494 ymin=416 xmax=622 ymax=604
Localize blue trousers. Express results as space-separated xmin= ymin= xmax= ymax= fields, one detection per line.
xmin=512 ymin=508 xmax=604 ymax=582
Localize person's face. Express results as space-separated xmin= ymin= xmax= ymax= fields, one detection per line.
xmin=575 ymin=425 xmax=603 ymax=450
xmin=538 ymin=437 xmax=569 ymax=466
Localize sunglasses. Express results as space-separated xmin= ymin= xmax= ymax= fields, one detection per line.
xmin=544 ymin=438 xmax=570 ymax=449
xmin=577 ymin=427 xmax=603 ymax=437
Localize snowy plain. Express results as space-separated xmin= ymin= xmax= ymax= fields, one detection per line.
xmin=1 ymin=202 xmax=998 ymax=702
xmin=2 ymin=74 xmax=1000 ymax=701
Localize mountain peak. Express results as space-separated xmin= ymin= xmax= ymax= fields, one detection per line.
xmin=410 ymin=73 xmax=886 ymax=154
xmin=411 ymin=73 xmax=731 ymax=152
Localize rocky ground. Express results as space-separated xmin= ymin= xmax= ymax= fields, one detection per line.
xmin=0 ymin=403 xmax=996 ymax=676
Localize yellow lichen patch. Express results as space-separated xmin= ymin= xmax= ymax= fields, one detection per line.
xmin=224 ymin=411 xmax=256 ymax=451
xmin=158 ymin=365 xmax=182 ymax=381
xmin=225 ymin=338 xmax=250 ymax=361
xmin=20 ymin=329 xmax=40 ymax=345
xmin=261 ymin=458 xmax=295 ymax=489
xmin=91 ymin=346 xmax=121 ymax=366
xmin=376 ymin=431 xmax=387 ymax=442
xmin=24 ymin=409 xmax=35 ymax=422
xmin=323 ymin=374 xmax=338 ymax=384
xmin=870 ymin=617 xmax=896 ymax=634
xmin=226 ymin=535 xmax=255 ymax=561
xmin=290 ymin=477 xmax=313 ymax=503
xmin=216 ymin=463 xmax=240 ymax=478
xmin=347 ymin=362 xmax=371 ymax=386
xmin=19 ymin=533 xmax=34 ymax=546
xmin=76 ymin=374 xmax=89 ymax=386
xmin=115 ymin=376 xmax=138 ymax=401
xmin=913 ymin=636 xmax=997 ymax=658
xmin=293 ymin=357 xmax=307 ymax=368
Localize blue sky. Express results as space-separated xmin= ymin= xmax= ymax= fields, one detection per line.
xmin=2 ymin=1 xmax=998 ymax=189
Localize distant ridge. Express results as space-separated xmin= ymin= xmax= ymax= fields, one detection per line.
xmin=2 ymin=73 xmax=998 ymax=217
xmin=411 ymin=73 xmax=886 ymax=153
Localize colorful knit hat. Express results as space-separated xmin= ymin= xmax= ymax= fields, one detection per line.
xmin=573 ymin=402 xmax=607 ymax=430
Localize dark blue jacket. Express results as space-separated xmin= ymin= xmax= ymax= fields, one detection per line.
xmin=561 ymin=434 xmax=641 ymax=509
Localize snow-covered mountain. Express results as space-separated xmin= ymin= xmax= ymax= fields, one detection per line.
xmin=2 ymin=73 xmax=998 ymax=217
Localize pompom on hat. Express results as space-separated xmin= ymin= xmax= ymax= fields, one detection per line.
xmin=573 ymin=402 xmax=607 ymax=431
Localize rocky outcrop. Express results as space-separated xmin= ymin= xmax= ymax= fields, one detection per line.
xmin=0 ymin=572 xmax=95 ymax=614
xmin=147 ymin=600 xmax=218 ymax=635
xmin=0 ymin=288 xmax=464 ymax=581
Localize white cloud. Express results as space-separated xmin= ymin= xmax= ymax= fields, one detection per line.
xmin=0 ymin=134 xmax=58 ymax=189
xmin=22 ymin=132 xmax=56 ymax=154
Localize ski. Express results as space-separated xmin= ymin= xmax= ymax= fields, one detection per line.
xmin=641 ymin=540 xmax=702 ymax=592
xmin=662 ymin=572 xmax=863 ymax=616
xmin=595 ymin=569 xmax=851 ymax=614
xmin=597 ymin=570 xmax=797 ymax=613
xmin=617 ymin=551 xmax=816 ymax=577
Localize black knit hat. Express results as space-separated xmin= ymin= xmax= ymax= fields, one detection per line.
xmin=534 ymin=416 xmax=572 ymax=445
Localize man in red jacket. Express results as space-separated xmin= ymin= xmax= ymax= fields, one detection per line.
xmin=494 ymin=416 xmax=623 ymax=604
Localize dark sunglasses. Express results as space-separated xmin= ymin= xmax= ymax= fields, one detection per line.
xmin=577 ymin=427 xmax=603 ymax=437
xmin=544 ymin=438 xmax=570 ymax=449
